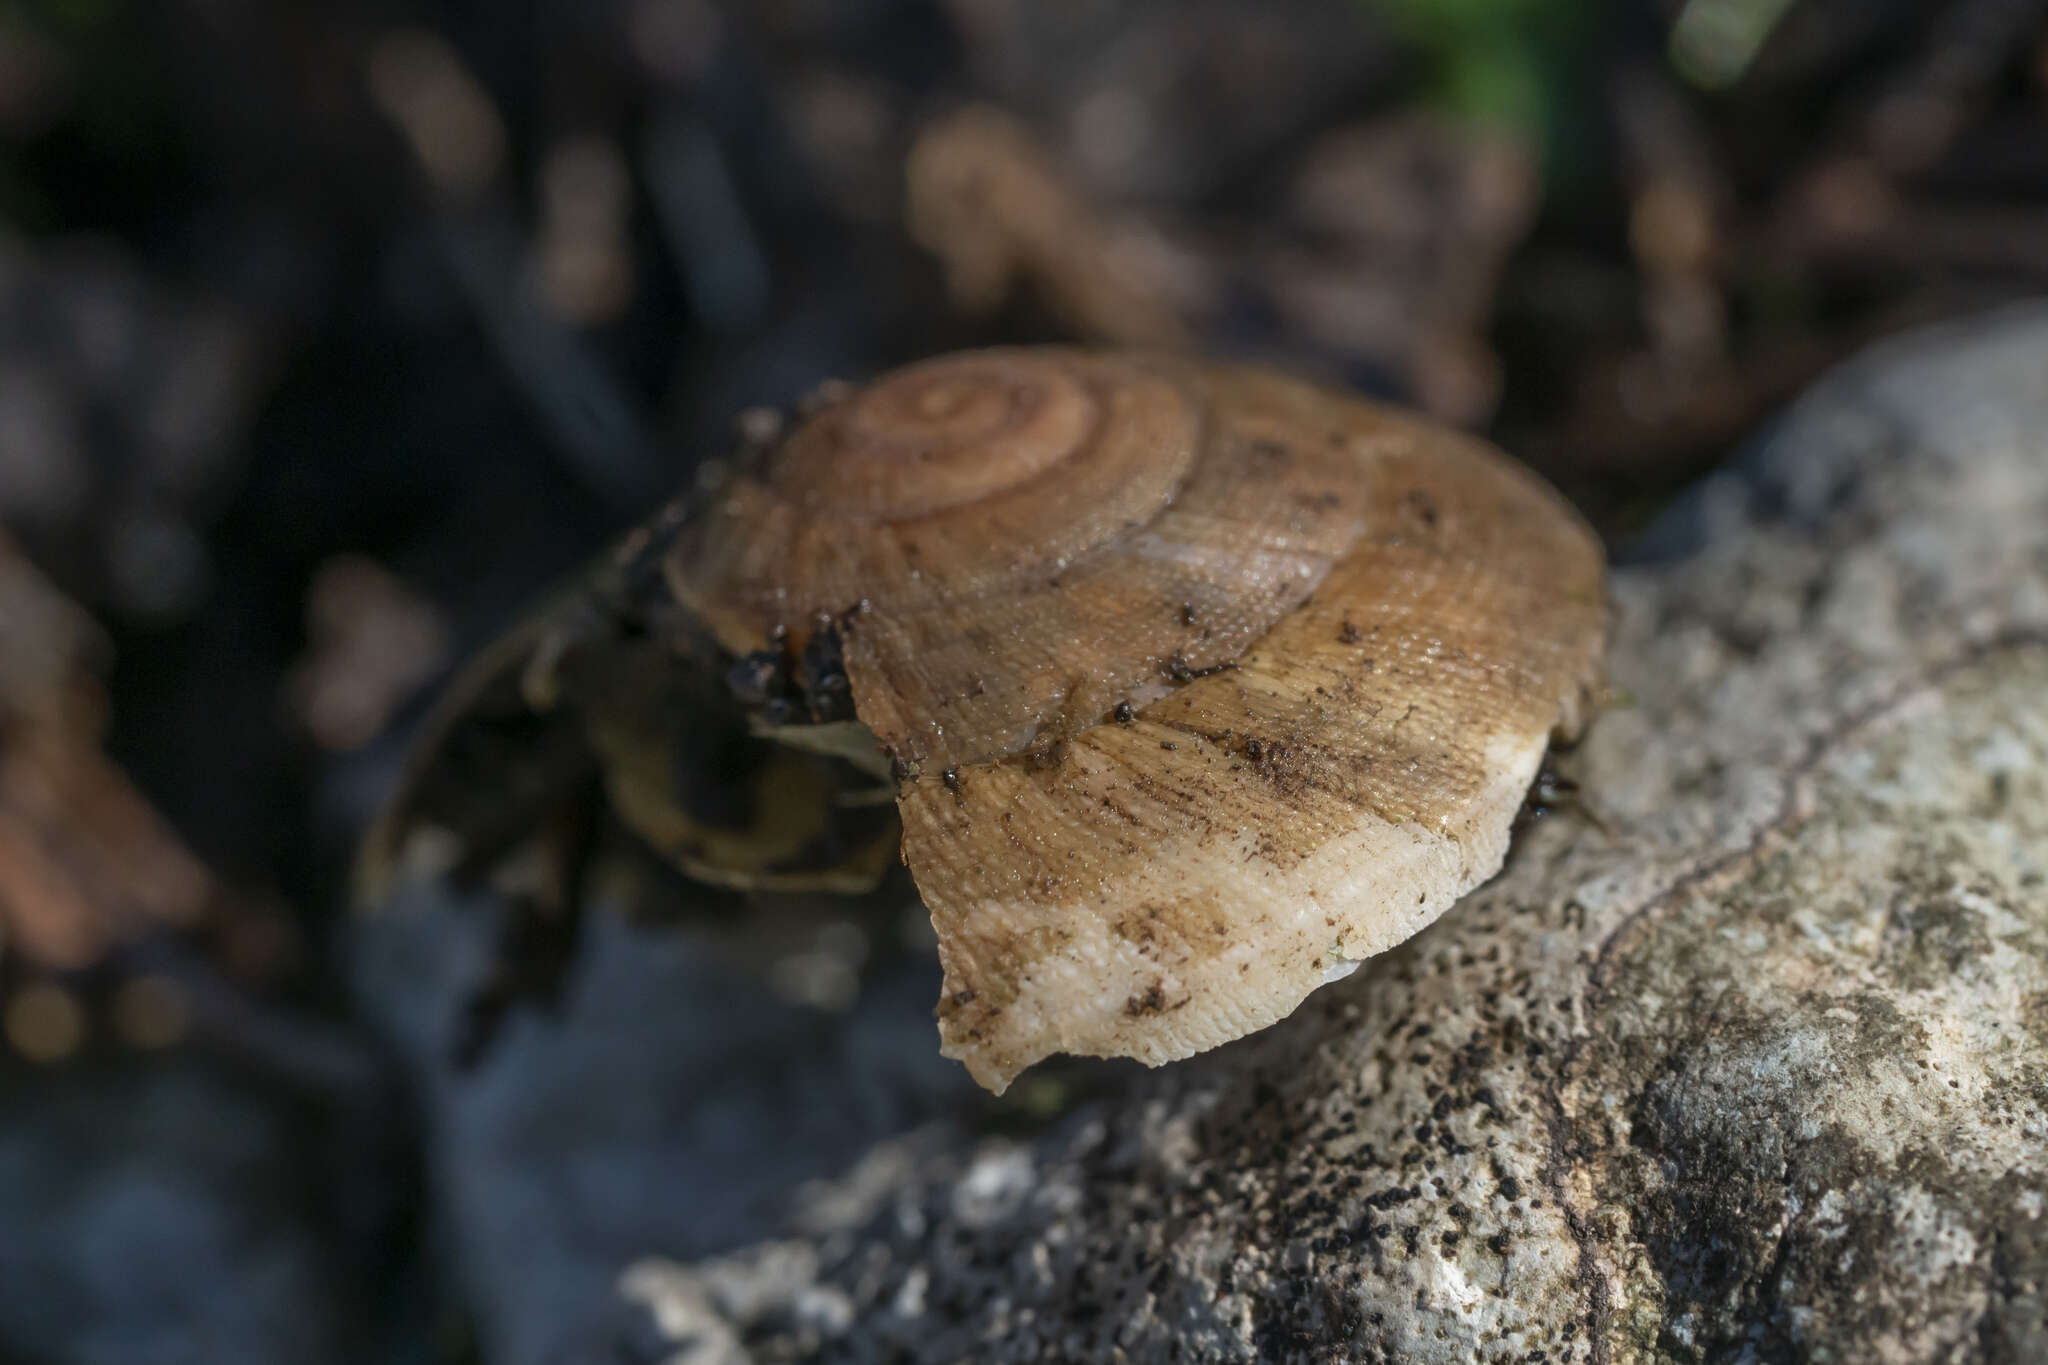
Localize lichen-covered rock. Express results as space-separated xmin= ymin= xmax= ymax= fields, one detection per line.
xmin=596 ymin=305 xmax=2048 ymax=1363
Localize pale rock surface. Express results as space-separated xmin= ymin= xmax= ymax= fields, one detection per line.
xmin=600 ymin=305 xmax=2048 ymax=1363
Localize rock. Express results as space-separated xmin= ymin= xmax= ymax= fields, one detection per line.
xmin=350 ymin=884 xmax=983 ymax=1365
xmin=586 ymin=306 xmax=2048 ymax=1363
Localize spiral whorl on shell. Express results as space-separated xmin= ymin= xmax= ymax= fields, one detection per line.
xmin=666 ymin=348 xmax=1607 ymax=1092
xmin=366 ymin=347 xmax=1607 ymax=1094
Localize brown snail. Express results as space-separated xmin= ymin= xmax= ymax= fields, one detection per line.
xmin=363 ymin=348 xmax=1606 ymax=1092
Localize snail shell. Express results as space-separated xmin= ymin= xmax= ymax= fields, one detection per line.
xmin=367 ymin=348 xmax=1606 ymax=1093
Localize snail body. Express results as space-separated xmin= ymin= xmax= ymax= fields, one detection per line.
xmin=366 ymin=349 xmax=1606 ymax=1092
